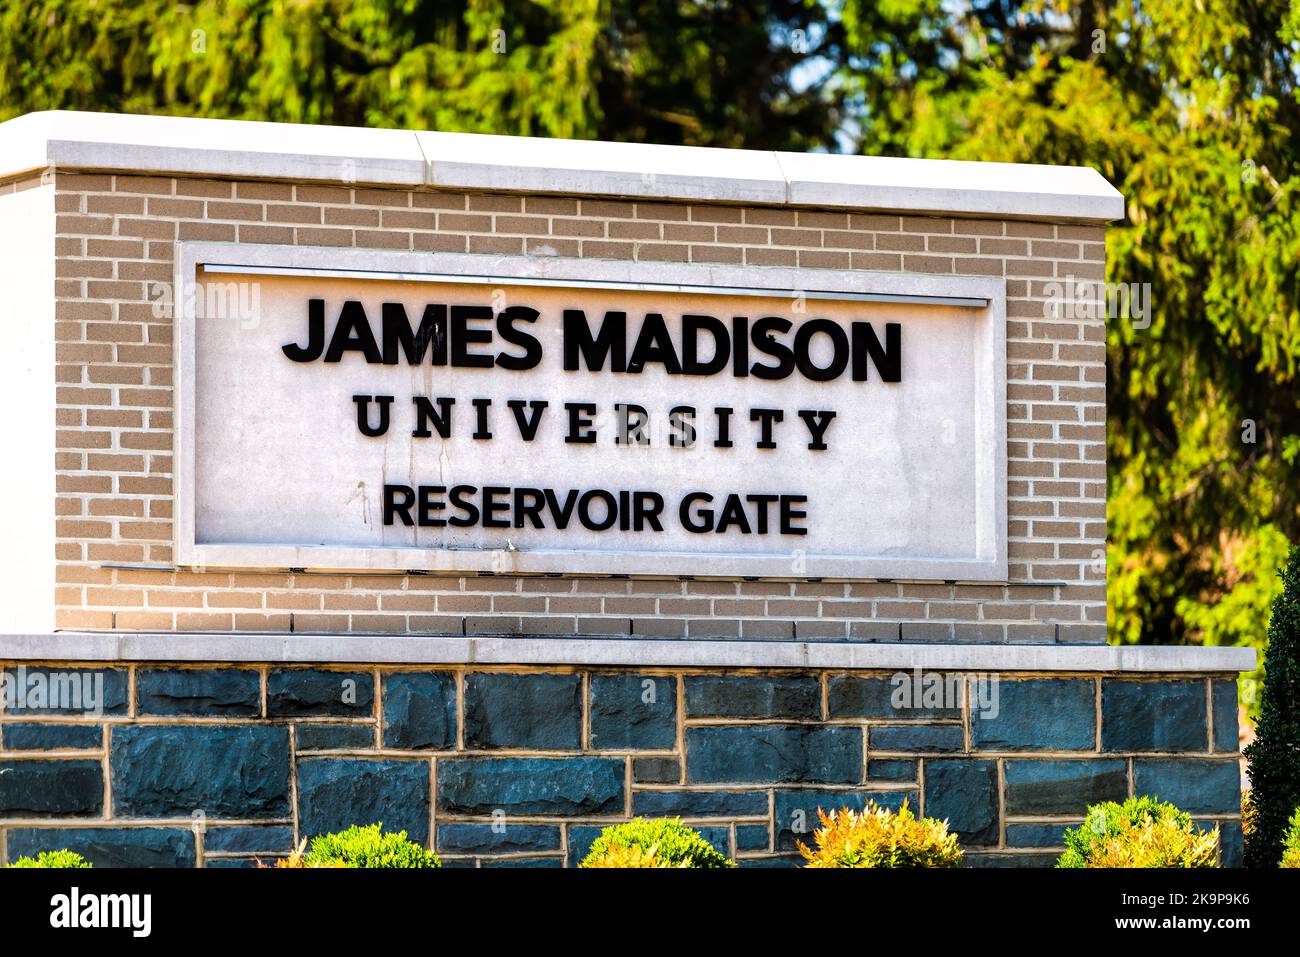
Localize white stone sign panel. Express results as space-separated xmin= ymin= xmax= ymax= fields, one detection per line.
xmin=174 ymin=244 xmax=1006 ymax=580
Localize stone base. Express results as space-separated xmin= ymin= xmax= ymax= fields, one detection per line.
xmin=0 ymin=651 xmax=1244 ymax=868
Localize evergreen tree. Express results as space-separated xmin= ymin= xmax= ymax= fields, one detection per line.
xmin=1244 ymin=545 xmax=1300 ymax=867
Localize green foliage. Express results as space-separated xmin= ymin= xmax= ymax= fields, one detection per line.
xmin=0 ymin=1 xmax=843 ymax=150
xmin=837 ymin=0 xmax=1300 ymax=688
xmin=580 ymin=817 xmax=733 ymax=869
xmin=277 ymin=823 xmax=440 ymax=869
xmin=5 ymin=850 xmax=93 ymax=868
xmin=1057 ymin=796 xmax=1218 ymax=868
xmin=1281 ymin=808 xmax=1300 ymax=868
xmin=1244 ymin=546 xmax=1300 ymax=866
xmin=798 ymin=800 xmax=963 ymax=868
xmin=0 ymin=0 xmax=1294 ymax=677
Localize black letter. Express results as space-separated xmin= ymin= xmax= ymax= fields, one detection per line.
xmin=496 ymin=307 xmax=543 ymax=370
xmin=564 ymin=310 xmax=627 ymax=372
xmin=354 ymin=394 xmax=393 ymax=437
xmin=507 ymin=399 xmax=548 ymax=441
xmin=324 ymin=301 xmax=382 ymax=363
xmin=384 ymin=484 xmax=415 ymax=526
xmin=852 ymin=321 xmax=901 ymax=382
xmin=797 ymin=410 xmax=837 ymax=450
xmin=283 ymin=298 xmax=326 ymax=362
xmin=412 ymin=396 xmax=454 ymax=438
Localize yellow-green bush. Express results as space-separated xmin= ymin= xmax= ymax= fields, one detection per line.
xmin=1057 ymin=797 xmax=1217 ymax=868
xmin=272 ymin=823 xmax=439 ymax=868
xmin=797 ymin=800 xmax=963 ymax=868
xmin=1281 ymin=809 xmax=1300 ymax=868
xmin=4 ymin=850 xmax=92 ymax=869
xmin=580 ymin=818 xmax=733 ymax=868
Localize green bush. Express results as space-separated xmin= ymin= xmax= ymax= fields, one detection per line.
xmin=275 ymin=824 xmax=439 ymax=868
xmin=1057 ymin=796 xmax=1218 ymax=868
xmin=5 ymin=850 xmax=93 ymax=869
xmin=797 ymin=800 xmax=963 ymax=868
xmin=1245 ymin=545 xmax=1300 ymax=867
xmin=580 ymin=818 xmax=733 ymax=868
xmin=1281 ymin=809 xmax=1300 ymax=869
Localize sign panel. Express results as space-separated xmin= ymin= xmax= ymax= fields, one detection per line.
xmin=175 ymin=245 xmax=1006 ymax=580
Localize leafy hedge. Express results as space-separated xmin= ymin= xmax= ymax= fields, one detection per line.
xmin=798 ymin=800 xmax=963 ymax=868
xmin=274 ymin=824 xmax=440 ymax=869
xmin=1057 ymin=797 xmax=1217 ymax=868
xmin=4 ymin=850 xmax=93 ymax=869
xmin=580 ymin=818 xmax=733 ymax=868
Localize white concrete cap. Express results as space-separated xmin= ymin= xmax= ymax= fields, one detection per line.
xmin=0 ymin=110 xmax=1124 ymax=223
xmin=0 ymin=633 xmax=1255 ymax=673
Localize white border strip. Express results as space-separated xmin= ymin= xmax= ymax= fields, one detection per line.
xmin=0 ymin=111 xmax=1125 ymax=223
xmin=175 ymin=242 xmax=1010 ymax=582
xmin=201 ymin=263 xmax=991 ymax=308
xmin=0 ymin=634 xmax=1255 ymax=673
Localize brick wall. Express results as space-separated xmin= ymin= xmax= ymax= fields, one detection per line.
xmin=0 ymin=662 xmax=1240 ymax=867
xmin=49 ymin=171 xmax=1107 ymax=641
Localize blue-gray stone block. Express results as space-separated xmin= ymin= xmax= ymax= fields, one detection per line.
xmin=684 ymin=675 xmax=819 ymax=719
xmin=871 ymin=724 xmax=964 ymax=753
xmin=437 ymin=823 xmax=562 ymax=854
xmin=111 ymin=725 xmax=290 ymax=819
xmin=1211 ymin=819 xmax=1243 ymax=868
xmin=267 ymin=669 xmax=374 ymax=718
xmin=774 ymin=789 xmax=909 ymax=850
xmin=1102 ymin=679 xmax=1206 ymax=752
xmin=686 ymin=726 xmax=862 ymax=784
xmin=463 ymin=673 xmax=581 ymax=750
xmin=382 ymin=672 xmax=456 ymax=750
xmin=972 ymin=679 xmax=1095 ymax=751
xmin=737 ymin=854 xmax=801 ymax=867
xmin=589 ymin=674 xmax=677 ymax=750
xmin=0 ymin=666 xmax=128 ymax=716
xmin=204 ymin=825 xmax=295 ymax=853
xmin=296 ymin=723 xmax=375 ymax=750
xmin=1006 ymin=822 xmax=1072 ymax=849
xmin=6 ymin=826 xmax=195 ymax=868
xmin=632 ymin=756 xmax=680 ymax=784
xmin=1212 ymin=680 xmax=1239 ymax=753
xmin=0 ymin=759 xmax=103 ymax=816
xmin=923 ymin=759 xmax=999 ymax=846
xmin=567 ymin=825 xmax=604 ymax=867
xmin=694 ymin=825 xmax=730 ymax=857
xmin=297 ymin=757 xmax=430 ymax=845
xmin=205 ymin=857 xmax=259 ymax=868
xmin=438 ymin=757 xmax=624 ymax=817
xmin=736 ymin=824 xmax=770 ymax=852
xmin=1003 ymin=759 xmax=1128 ymax=816
xmin=2 ymin=723 xmax=102 ymax=751
xmin=827 ymin=674 xmax=961 ymax=720
xmin=633 ymin=789 xmax=768 ymax=818
xmin=137 ymin=668 xmax=260 ymax=717
xmin=1132 ymin=758 xmax=1240 ymax=815
xmin=868 ymin=759 xmax=917 ymax=783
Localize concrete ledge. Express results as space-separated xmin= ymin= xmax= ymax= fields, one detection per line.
xmin=0 ymin=111 xmax=1124 ymax=223
xmin=0 ymin=633 xmax=1255 ymax=673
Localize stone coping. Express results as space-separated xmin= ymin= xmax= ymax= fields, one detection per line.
xmin=0 ymin=110 xmax=1124 ymax=223
xmin=0 ymin=633 xmax=1254 ymax=673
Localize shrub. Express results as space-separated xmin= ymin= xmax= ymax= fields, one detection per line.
xmin=1057 ymin=796 xmax=1218 ymax=868
xmin=580 ymin=818 xmax=733 ymax=868
xmin=273 ymin=824 xmax=439 ymax=868
xmin=1281 ymin=809 xmax=1300 ymax=869
xmin=798 ymin=800 xmax=963 ymax=868
xmin=5 ymin=850 xmax=93 ymax=869
xmin=1245 ymin=544 xmax=1300 ymax=867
